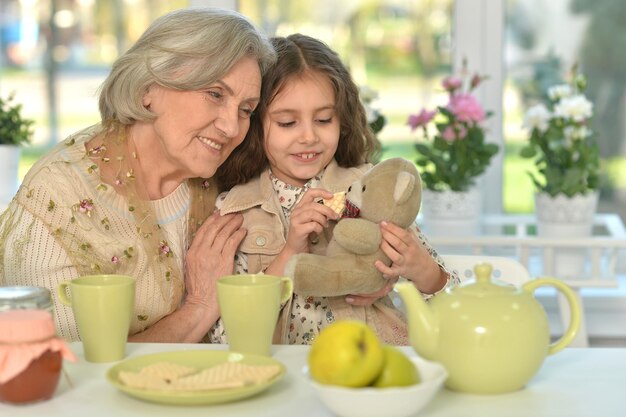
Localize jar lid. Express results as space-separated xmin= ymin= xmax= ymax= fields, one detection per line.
xmin=0 ymin=310 xmax=56 ymax=343
xmin=0 ymin=286 xmax=52 ymax=312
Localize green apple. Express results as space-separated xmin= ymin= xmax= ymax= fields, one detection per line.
xmin=308 ymin=320 xmax=384 ymax=387
xmin=371 ymin=345 xmax=420 ymax=388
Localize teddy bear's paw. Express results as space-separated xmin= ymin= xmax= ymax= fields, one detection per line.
xmin=283 ymin=255 xmax=298 ymax=278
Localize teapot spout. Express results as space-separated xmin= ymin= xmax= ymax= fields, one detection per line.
xmin=394 ymin=282 xmax=439 ymax=359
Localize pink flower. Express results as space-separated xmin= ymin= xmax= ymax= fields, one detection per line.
xmin=442 ymin=126 xmax=456 ymax=141
xmin=111 ymin=256 xmax=120 ymax=264
xmin=442 ymin=76 xmax=462 ymax=92
xmin=408 ymin=62 xmax=496 ymax=192
xmin=441 ymin=126 xmax=466 ymax=142
xmin=159 ymin=241 xmax=172 ymax=257
xmin=448 ymin=93 xmax=486 ymax=123
xmin=407 ymin=109 xmax=437 ymax=131
xmin=88 ymin=145 xmax=106 ymax=156
xmin=78 ymin=199 xmax=94 ymax=214
xmin=457 ymin=125 xmax=467 ymax=139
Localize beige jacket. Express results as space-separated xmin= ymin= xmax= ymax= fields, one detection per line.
xmin=219 ymin=160 xmax=410 ymax=345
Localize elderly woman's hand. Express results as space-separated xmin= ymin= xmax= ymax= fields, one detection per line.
xmin=184 ymin=211 xmax=247 ymax=309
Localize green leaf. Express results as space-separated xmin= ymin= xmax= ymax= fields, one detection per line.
xmin=519 ymin=146 xmax=537 ymax=158
xmin=0 ymin=93 xmax=34 ymax=145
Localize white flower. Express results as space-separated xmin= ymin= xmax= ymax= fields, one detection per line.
xmin=358 ymin=85 xmax=379 ymax=104
xmin=554 ymin=95 xmax=593 ymax=122
xmin=359 ymin=85 xmax=383 ymax=125
xmin=363 ymin=104 xmax=378 ymax=124
xmin=564 ymin=125 xmax=591 ymax=142
xmin=547 ymin=84 xmax=572 ymax=101
xmin=523 ymin=104 xmax=551 ymax=133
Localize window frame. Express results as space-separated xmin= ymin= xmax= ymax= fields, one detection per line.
xmin=453 ymin=0 xmax=505 ymax=214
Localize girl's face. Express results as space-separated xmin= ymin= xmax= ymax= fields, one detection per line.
xmin=138 ymin=56 xmax=261 ymax=181
xmin=263 ymin=71 xmax=340 ymax=186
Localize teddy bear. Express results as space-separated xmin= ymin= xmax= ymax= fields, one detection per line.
xmin=284 ymin=157 xmax=422 ymax=297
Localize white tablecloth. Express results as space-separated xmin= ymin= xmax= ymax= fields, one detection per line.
xmin=1 ymin=343 xmax=624 ymax=416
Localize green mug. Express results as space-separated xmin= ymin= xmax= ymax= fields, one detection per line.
xmin=57 ymin=274 xmax=135 ymax=363
xmin=217 ymin=274 xmax=293 ymax=356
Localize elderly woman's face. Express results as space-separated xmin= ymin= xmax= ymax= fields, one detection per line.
xmin=140 ymin=56 xmax=261 ymax=179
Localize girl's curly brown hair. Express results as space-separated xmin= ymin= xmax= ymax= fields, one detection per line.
xmin=216 ymin=33 xmax=380 ymax=192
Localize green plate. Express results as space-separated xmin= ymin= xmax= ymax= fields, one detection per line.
xmin=106 ymin=350 xmax=286 ymax=406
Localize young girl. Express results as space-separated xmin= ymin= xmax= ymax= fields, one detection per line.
xmin=211 ymin=34 xmax=458 ymax=345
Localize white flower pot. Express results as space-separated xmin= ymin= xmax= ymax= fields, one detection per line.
xmin=0 ymin=144 xmax=21 ymax=207
xmin=534 ymin=191 xmax=599 ymax=279
xmin=421 ymin=188 xmax=482 ymax=237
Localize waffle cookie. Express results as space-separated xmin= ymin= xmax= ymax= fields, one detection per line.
xmin=118 ymin=361 xmax=282 ymax=392
xmin=321 ymin=192 xmax=346 ymax=215
xmin=137 ymin=361 xmax=197 ymax=380
xmin=173 ymin=362 xmax=281 ymax=390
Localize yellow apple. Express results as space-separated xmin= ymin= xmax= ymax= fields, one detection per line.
xmin=371 ymin=345 xmax=420 ymax=388
xmin=308 ymin=320 xmax=384 ymax=387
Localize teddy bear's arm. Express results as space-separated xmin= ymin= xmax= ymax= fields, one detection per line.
xmin=333 ymin=218 xmax=381 ymax=254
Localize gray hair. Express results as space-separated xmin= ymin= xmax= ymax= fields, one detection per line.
xmin=98 ymin=8 xmax=276 ymax=124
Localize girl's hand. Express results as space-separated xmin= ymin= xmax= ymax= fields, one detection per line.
xmin=345 ymin=275 xmax=399 ymax=306
xmin=265 ymin=188 xmax=339 ymax=276
xmin=375 ymin=221 xmax=446 ymax=294
xmin=283 ymin=188 xmax=339 ymax=255
xmin=184 ymin=211 xmax=247 ymax=309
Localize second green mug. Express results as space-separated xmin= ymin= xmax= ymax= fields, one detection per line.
xmin=217 ymin=274 xmax=293 ymax=356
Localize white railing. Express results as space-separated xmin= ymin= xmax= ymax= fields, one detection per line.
xmin=419 ymin=213 xmax=626 ymax=347
xmin=421 ymin=213 xmax=626 ymax=288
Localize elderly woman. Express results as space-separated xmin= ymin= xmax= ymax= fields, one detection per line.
xmin=0 ymin=8 xmax=276 ymax=342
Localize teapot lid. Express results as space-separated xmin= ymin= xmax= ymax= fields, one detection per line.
xmin=452 ymin=263 xmax=520 ymax=297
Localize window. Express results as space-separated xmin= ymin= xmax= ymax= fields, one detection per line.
xmin=504 ymin=0 xmax=626 ymax=221
xmin=2 ymin=0 xmax=624 ymax=343
xmin=0 ymin=0 xmax=187 ymax=156
xmin=4 ymin=0 xmax=626 ymax=223
xmin=242 ymin=0 xmax=454 ymax=164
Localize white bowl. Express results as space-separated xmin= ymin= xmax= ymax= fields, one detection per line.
xmin=305 ymin=356 xmax=448 ymax=417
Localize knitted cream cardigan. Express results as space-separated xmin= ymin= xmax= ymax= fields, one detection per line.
xmin=0 ymin=125 xmax=193 ymax=341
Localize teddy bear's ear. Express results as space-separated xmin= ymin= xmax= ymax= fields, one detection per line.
xmin=394 ymin=171 xmax=416 ymax=204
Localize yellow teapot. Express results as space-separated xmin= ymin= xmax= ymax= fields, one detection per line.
xmin=395 ymin=263 xmax=581 ymax=394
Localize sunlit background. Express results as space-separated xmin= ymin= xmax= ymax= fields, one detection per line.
xmin=2 ymin=0 xmax=625 ymax=220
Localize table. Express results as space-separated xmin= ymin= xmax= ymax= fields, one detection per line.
xmin=1 ymin=343 xmax=624 ymax=417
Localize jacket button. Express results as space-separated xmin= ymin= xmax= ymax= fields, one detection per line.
xmin=255 ymin=236 xmax=267 ymax=247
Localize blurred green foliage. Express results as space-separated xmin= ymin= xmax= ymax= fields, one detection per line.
xmin=0 ymin=93 xmax=34 ymax=145
xmin=571 ymin=0 xmax=626 ymax=158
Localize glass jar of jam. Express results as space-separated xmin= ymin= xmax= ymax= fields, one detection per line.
xmin=0 ymin=286 xmax=53 ymax=313
xmin=0 ymin=310 xmax=76 ymax=405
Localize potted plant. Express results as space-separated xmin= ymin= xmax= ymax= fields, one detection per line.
xmin=520 ymin=65 xmax=600 ymax=278
xmin=0 ymin=92 xmax=34 ymax=206
xmin=359 ymin=85 xmax=386 ymax=137
xmin=520 ymin=66 xmax=600 ymax=198
xmin=407 ymin=62 xmax=498 ymax=236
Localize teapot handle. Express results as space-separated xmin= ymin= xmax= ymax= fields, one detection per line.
xmin=522 ymin=277 xmax=581 ymax=355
